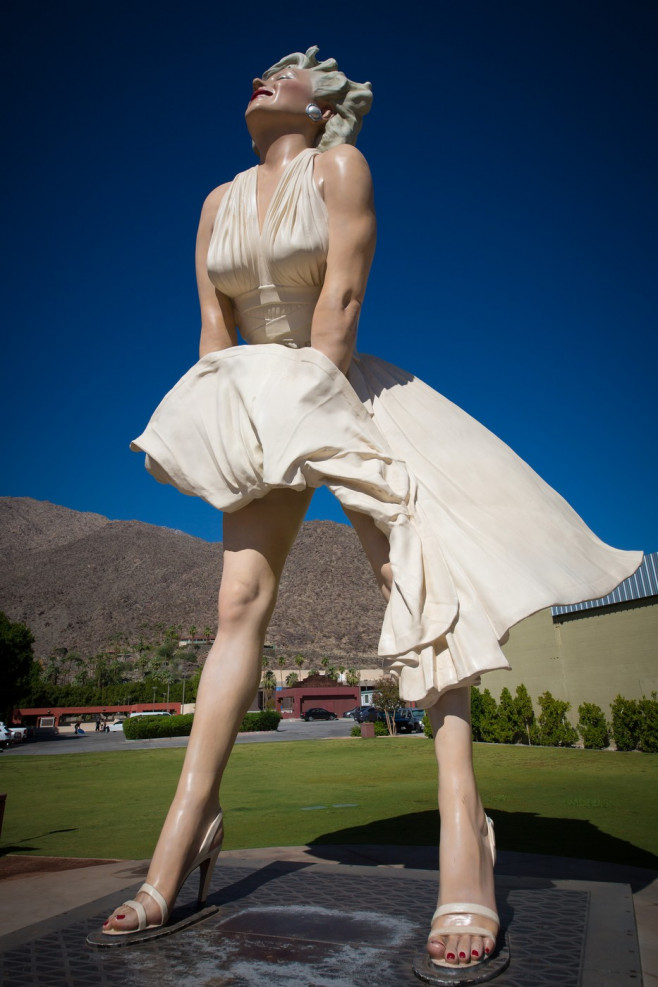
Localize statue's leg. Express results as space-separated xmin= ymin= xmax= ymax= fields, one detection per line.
xmin=426 ymin=687 xmax=498 ymax=967
xmin=344 ymin=506 xmax=498 ymax=967
xmin=102 ymin=487 xmax=313 ymax=933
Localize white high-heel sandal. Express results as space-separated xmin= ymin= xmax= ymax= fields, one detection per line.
xmin=413 ymin=817 xmax=510 ymax=984
xmin=89 ymin=810 xmax=223 ymax=946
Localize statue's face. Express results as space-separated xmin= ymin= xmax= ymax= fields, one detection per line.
xmin=246 ymin=66 xmax=316 ymax=118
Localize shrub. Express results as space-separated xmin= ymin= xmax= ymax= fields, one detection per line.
xmin=577 ymin=702 xmax=609 ymax=749
xmin=638 ymin=693 xmax=658 ymax=753
xmin=610 ymin=695 xmax=641 ymax=751
xmin=423 ymin=713 xmax=433 ymax=739
xmin=535 ymin=691 xmax=578 ymax=747
xmin=350 ymin=721 xmax=388 ymax=737
xmin=239 ymin=710 xmax=281 ymax=732
xmin=479 ymin=689 xmax=500 ymax=743
xmin=123 ymin=714 xmax=194 ymax=740
xmin=514 ymin=684 xmax=535 ymax=745
xmin=470 ymin=688 xmax=484 ymax=742
xmin=497 ymin=687 xmax=526 ymax=744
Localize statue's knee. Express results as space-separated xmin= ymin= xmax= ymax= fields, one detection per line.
xmin=218 ymin=575 xmax=275 ymax=629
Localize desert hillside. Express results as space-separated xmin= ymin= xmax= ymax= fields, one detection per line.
xmin=0 ymin=497 xmax=385 ymax=661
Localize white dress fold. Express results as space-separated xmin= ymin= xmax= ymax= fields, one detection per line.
xmin=131 ymin=148 xmax=642 ymax=706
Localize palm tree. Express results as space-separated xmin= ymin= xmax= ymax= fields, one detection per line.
xmin=294 ymin=654 xmax=305 ymax=671
xmin=261 ymin=669 xmax=277 ymax=709
xmin=326 ymin=666 xmax=339 ymax=682
xmin=277 ymin=655 xmax=287 ymax=688
xmin=345 ymin=668 xmax=360 ymax=687
xmin=286 ymin=671 xmax=299 ymax=687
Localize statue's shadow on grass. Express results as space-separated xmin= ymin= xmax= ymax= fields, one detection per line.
xmin=0 ymin=828 xmax=77 ymax=858
xmin=306 ymin=809 xmax=658 ymax=891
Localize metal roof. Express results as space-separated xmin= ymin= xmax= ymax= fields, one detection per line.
xmin=552 ymin=551 xmax=657 ymax=616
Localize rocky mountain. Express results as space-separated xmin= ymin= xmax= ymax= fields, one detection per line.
xmin=0 ymin=497 xmax=385 ymax=662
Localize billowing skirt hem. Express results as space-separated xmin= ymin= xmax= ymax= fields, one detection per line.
xmin=132 ymin=345 xmax=642 ymax=705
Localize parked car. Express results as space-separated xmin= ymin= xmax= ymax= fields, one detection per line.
xmin=354 ymin=706 xmax=386 ymax=724
xmin=127 ymin=711 xmax=172 ymax=719
xmin=342 ymin=707 xmax=359 ymax=719
xmin=0 ymin=722 xmax=15 ymax=748
xmin=302 ymin=707 xmax=338 ymax=721
xmin=105 ymin=719 xmax=127 ymax=732
xmin=8 ymin=725 xmax=30 ymax=742
xmin=354 ymin=707 xmax=418 ymax=732
xmin=411 ymin=709 xmax=426 ymax=732
xmin=393 ymin=708 xmax=417 ymax=733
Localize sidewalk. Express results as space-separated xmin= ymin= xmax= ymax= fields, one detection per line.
xmin=1 ymin=844 xmax=655 ymax=986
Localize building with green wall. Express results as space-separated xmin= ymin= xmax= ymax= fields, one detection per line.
xmin=482 ymin=552 xmax=657 ymax=718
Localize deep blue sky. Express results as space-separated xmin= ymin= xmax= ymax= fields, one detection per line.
xmin=2 ymin=1 xmax=656 ymax=552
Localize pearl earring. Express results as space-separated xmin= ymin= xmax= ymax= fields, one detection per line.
xmin=305 ymin=103 xmax=323 ymax=122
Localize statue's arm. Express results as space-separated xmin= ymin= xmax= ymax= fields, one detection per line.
xmin=196 ymin=183 xmax=239 ymax=358
xmin=311 ymin=145 xmax=376 ymax=373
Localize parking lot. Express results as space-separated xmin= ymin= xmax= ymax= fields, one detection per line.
xmin=1 ymin=717 xmax=426 ymax=755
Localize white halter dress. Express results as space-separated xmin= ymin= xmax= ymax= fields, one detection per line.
xmin=131 ymin=149 xmax=641 ymax=706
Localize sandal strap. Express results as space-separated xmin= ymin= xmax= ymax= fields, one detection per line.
xmin=432 ymin=903 xmax=499 ymax=924
xmin=121 ymin=898 xmax=147 ymax=930
xmin=430 ymin=925 xmax=495 ymax=939
xmin=139 ymin=882 xmax=169 ymax=925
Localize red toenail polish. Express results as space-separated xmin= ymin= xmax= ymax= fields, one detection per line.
xmin=116 ymin=914 xmax=125 ymax=920
xmin=485 ymin=947 xmax=491 ymax=955
xmin=472 ymin=950 xmax=479 ymax=957
xmin=103 ymin=921 xmax=109 ymax=927
xmin=446 ymin=952 xmax=455 ymax=960
xmin=459 ymin=952 xmax=466 ymax=959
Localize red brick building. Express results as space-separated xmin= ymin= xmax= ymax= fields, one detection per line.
xmin=275 ymin=677 xmax=360 ymax=719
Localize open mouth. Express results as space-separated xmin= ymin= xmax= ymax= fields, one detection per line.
xmin=250 ymin=87 xmax=273 ymax=102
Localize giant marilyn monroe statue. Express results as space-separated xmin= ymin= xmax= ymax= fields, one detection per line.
xmin=96 ymin=47 xmax=641 ymax=980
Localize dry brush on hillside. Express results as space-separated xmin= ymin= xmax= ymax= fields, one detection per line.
xmin=0 ymin=497 xmax=385 ymax=663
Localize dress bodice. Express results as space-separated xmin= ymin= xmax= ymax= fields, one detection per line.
xmin=207 ymin=148 xmax=328 ymax=348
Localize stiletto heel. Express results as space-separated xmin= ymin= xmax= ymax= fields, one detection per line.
xmin=198 ymin=845 xmax=221 ymax=904
xmin=90 ymin=809 xmax=224 ymax=946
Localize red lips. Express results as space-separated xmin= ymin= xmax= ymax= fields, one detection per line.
xmin=250 ymin=88 xmax=272 ymax=102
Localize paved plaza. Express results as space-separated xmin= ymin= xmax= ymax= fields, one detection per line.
xmin=1 ymin=842 xmax=655 ymax=986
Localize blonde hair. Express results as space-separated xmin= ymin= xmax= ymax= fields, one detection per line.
xmin=261 ymin=45 xmax=373 ymax=151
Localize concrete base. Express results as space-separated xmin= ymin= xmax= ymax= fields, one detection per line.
xmin=0 ymin=853 xmax=644 ymax=986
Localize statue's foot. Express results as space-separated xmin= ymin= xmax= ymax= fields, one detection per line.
xmin=427 ymin=816 xmax=498 ymax=969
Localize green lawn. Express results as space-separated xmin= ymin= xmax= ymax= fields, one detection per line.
xmin=1 ymin=740 xmax=657 ymax=868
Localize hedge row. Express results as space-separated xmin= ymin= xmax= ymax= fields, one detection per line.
xmin=123 ymin=714 xmax=194 ymax=739
xmin=465 ymin=686 xmax=658 ymax=752
xmin=122 ymin=709 xmax=281 ymax=740
xmin=239 ymin=710 xmax=281 ymax=732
